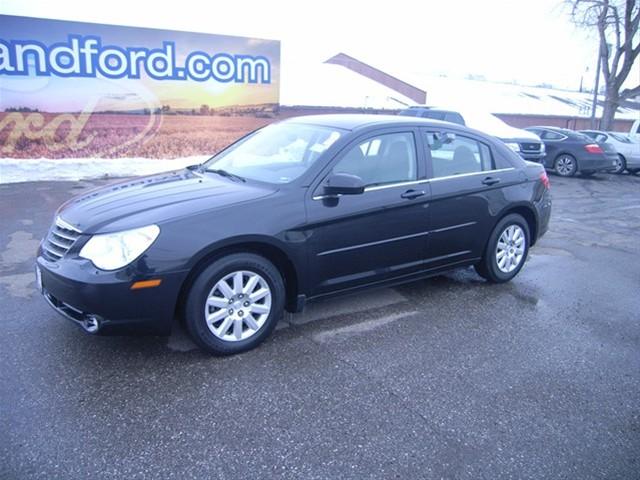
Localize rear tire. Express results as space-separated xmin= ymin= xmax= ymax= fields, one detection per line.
xmin=554 ymin=154 xmax=577 ymax=177
xmin=184 ymin=253 xmax=285 ymax=355
xmin=613 ymin=155 xmax=627 ymax=174
xmin=475 ymin=214 xmax=530 ymax=283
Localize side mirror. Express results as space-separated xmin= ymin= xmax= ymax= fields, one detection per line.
xmin=324 ymin=173 xmax=365 ymax=196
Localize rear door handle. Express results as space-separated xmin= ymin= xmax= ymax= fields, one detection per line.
xmin=482 ymin=176 xmax=500 ymax=186
xmin=400 ymin=189 xmax=426 ymax=200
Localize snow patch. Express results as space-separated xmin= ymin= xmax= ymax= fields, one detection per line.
xmin=0 ymin=156 xmax=210 ymax=184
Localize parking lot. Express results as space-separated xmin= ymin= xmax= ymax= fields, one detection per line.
xmin=1 ymin=172 xmax=639 ymax=479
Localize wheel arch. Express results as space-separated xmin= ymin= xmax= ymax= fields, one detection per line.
xmin=175 ymin=237 xmax=301 ymax=320
xmin=494 ymin=204 xmax=539 ymax=246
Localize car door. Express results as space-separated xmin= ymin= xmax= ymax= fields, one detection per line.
xmin=422 ymin=128 xmax=524 ymax=268
xmin=305 ymin=128 xmax=431 ymax=296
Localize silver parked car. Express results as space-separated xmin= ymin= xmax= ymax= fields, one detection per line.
xmin=580 ymin=130 xmax=640 ymax=175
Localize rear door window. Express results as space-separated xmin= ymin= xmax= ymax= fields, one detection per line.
xmin=425 ymin=132 xmax=494 ymax=178
xmin=540 ymin=130 xmax=566 ymax=141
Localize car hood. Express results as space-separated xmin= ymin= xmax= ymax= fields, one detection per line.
xmin=57 ymin=169 xmax=276 ymax=234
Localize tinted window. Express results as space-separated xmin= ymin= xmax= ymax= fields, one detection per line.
xmin=444 ymin=112 xmax=465 ymax=125
xmin=575 ymin=132 xmax=598 ymax=142
xmin=425 ymin=133 xmax=493 ymax=178
xmin=333 ymin=132 xmax=418 ymax=186
xmin=420 ymin=110 xmax=447 ymax=121
xmin=398 ymin=109 xmax=420 ymax=117
xmin=609 ymin=133 xmax=631 ymax=143
xmin=540 ymin=130 xmax=565 ymax=140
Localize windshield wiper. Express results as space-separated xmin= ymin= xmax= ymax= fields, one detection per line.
xmin=206 ymin=168 xmax=246 ymax=182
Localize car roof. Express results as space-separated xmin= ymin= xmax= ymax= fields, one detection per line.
xmin=282 ymin=114 xmax=454 ymax=130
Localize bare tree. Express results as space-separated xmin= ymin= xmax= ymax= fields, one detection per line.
xmin=569 ymin=0 xmax=639 ymax=129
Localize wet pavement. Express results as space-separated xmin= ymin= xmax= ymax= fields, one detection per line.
xmin=1 ymin=172 xmax=639 ymax=479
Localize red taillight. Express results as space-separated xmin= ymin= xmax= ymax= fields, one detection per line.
xmin=540 ymin=171 xmax=550 ymax=189
xmin=585 ymin=143 xmax=603 ymax=154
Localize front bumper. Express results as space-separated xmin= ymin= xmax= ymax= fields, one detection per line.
xmin=36 ymin=256 xmax=187 ymax=335
xmin=520 ymin=151 xmax=546 ymax=162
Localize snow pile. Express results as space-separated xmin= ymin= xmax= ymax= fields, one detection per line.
xmin=0 ymin=156 xmax=210 ymax=184
xmin=280 ymin=60 xmax=639 ymax=120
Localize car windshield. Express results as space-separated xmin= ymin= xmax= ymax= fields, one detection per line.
xmin=203 ymin=123 xmax=344 ymax=184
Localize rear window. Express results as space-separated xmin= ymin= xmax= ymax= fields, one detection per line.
xmin=541 ymin=130 xmax=566 ymax=140
xmin=425 ymin=132 xmax=494 ymax=178
xmin=609 ymin=133 xmax=631 ymax=143
xmin=398 ymin=109 xmax=421 ymax=117
xmin=444 ymin=112 xmax=465 ymax=125
xmin=420 ymin=110 xmax=447 ymax=121
xmin=576 ymin=132 xmax=599 ymax=142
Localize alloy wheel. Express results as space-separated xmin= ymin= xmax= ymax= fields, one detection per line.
xmin=555 ymin=155 xmax=576 ymax=176
xmin=496 ymin=225 xmax=526 ymax=273
xmin=204 ymin=270 xmax=272 ymax=342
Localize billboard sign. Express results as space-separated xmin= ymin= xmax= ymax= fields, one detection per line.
xmin=0 ymin=15 xmax=280 ymax=158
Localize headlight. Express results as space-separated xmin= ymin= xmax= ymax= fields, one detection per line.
xmin=505 ymin=142 xmax=521 ymax=152
xmin=540 ymin=143 xmax=546 ymax=153
xmin=79 ymin=225 xmax=160 ymax=270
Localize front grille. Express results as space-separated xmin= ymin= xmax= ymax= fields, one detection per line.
xmin=42 ymin=217 xmax=81 ymax=261
xmin=520 ymin=142 xmax=541 ymax=152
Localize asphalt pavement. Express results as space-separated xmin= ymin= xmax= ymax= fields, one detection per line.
xmin=1 ymin=172 xmax=639 ymax=479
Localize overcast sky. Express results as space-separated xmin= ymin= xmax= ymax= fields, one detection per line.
xmin=1 ymin=0 xmax=600 ymax=90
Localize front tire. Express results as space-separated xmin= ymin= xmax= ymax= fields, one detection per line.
xmin=554 ymin=154 xmax=577 ymax=177
xmin=613 ymin=155 xmax=627 ymax=174
xmin=184 ymin=253 xmax=285 ymax=355
xmin=475 ymin=214 xmax=530 ymax=283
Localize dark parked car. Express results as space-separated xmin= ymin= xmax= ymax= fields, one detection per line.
xmin=37 ymin=115 xmax=552 ymax=355
xmin=398 ymin=106 xmax=546 ymax=162
xmin=525 ymin=126 xmax=618 ymax=177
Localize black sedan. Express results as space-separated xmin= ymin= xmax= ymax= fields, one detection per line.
xmin=525 ymin=126 xmax=618 ymax=177
xmin=37 ymin=115 xmax=552 ymax=355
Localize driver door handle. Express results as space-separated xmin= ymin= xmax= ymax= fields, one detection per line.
xmin=401 ymin=189 xmax=426 ymax=200
xmin=482 ymin=176 xmax=500 ymax=186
